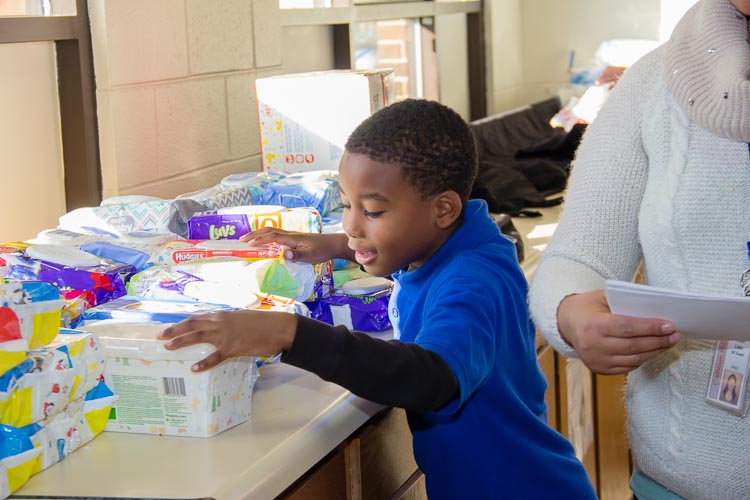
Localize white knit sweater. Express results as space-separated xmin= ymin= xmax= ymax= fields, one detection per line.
xmin=528 ymin=1 xmax=750 ymax=498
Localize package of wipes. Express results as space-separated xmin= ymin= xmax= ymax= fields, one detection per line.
xmin=80 ymin=320 xmax=259 ymax=437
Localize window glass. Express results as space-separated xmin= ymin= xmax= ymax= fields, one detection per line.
xmin=0 ymin=0 xmax=76 ymax=17
xmin=279 ymin=0 xmax=348 ymax=8
xmin=353 ymin=17 xmax=438 ymax=101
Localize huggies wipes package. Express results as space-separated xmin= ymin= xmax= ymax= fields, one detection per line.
xmin=79 ymin=320 xmax=259 ymax=438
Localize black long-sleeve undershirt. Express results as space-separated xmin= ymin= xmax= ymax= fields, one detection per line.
xmin=281 ymin=316 xmax=459 ymax=413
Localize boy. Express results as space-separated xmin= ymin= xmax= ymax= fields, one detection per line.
xmin=159 ymin=99 xmax=596 ymax=499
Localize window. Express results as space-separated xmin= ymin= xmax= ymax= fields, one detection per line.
xmin=352 ymin=17 xmax=438 ymax=100
xmin=0 ymin=0 xmax=76 ymax=17
xmin=0 ymin=0 xmax=101 ymax=210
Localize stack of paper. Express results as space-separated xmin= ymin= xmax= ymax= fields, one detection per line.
xmin=605 ymin=280 xmax=750 ymax=341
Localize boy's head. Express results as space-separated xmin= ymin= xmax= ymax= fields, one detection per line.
xmin=345 ymin=98 xmax=478 ymax=205
xmin=339 ymin=99 xmax=478 ymax=277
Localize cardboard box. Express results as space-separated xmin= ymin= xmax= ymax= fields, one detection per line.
xmin=82 ymin=320 xmax=259 ymax=438
xmin=256 ymin=70 xmax=395 ymax=173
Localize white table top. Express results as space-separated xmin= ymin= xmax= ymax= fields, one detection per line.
xmin=12 ymin=206 xmax=562 ymax=500
xmin=14 ymin=361 xmax=384 ymax=499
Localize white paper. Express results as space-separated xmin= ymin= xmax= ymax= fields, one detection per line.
xmin=605 ymin=280 xmax=750 ymax=341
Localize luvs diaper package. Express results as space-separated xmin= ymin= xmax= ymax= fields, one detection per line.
xmin=306 ymin=277 xmax=392 ymax=332
xmin=80 ymin=320 xmax=259 ymax=437
xmin=187 ymin=206 xmax=322 ymax=240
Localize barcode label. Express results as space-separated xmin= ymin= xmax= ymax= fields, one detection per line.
xmin=162 ymin=377 xmax=187 ymax=397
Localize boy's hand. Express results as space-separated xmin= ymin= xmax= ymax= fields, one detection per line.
xmin=157 ymin=310 xmax=298 ymax=372
xmin=241 ymin=229 xmax=353 ymax=264
xmin=557 ymin=290 xmax=681 ymax=375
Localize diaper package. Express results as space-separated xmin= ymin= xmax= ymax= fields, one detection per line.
xmin=219 ymin=171 xmax=284 ymax=204
xmin=306 ymin=277 xmax=391 ymax=332
xmin=261 ymin=171 xmax=342 ymax=216
xmin=4 ymin=252 xmax=135 ymax=306
xmin=0 ymin=378 xmax=116 ymax=496
xmin=0 ymin=429 xmax=41 ymax=497
xmin=187 ymin=207 xmax=322 ymax=240
xmin=0 ymin=282 xmax=64 ymax=377
xmin=58 ymin=185 xmax=254 ymax=237
xmin=81 ymin=320 xmax=259 ymax=437
xmin=29 ymin=380 xmax=116 ymax=470
xmin=0 ymin=331 xmax=106 ymax=428
xmin=306 ymin=287 xmax=391 ymax=332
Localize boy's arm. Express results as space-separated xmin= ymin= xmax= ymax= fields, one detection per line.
xmin=243 ymin=229 xmax=354 ymax=263
xmin=282 ymin=316 xmax=458 ymax=413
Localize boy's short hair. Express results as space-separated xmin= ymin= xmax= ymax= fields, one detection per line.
xmin=345 ymin=99 xmax=478 ymax=204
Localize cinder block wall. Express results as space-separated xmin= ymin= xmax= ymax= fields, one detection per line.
xmin=89 ymin=0 xmax=333 ymax=200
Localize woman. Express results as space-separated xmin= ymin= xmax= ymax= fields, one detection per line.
xmin=722 ymin=373 xmax=739 ymax=405
xmin=529 ymin=0 xmax=750 ymax=498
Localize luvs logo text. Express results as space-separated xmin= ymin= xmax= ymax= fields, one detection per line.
xmin=209 ymin=224 xmax=236 ymax=239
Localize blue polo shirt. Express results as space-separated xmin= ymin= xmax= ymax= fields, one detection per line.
xmin=390 ymin=200 xmax=596 ymax=499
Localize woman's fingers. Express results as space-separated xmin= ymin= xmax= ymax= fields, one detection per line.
xmin=608 ymin=315 xmax=675 ymax=338
xmin=605 ymin=330 xmax=681 ymax=355
xmin=605 ymin=345 xmax=679 ymax=373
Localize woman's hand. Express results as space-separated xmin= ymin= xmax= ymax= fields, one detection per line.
xmin=557 ymin=290 xmax=681 ymax=374
xmin=241 ymin=228 xmax=352 ymax=264
xmin=157 ymin=310 xmax=298 ymax=372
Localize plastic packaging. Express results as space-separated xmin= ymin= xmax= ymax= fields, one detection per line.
xmin=82 ymin=296 xmax=234 ymax=323
xmin=188 ymin=207 xmax=322 ymax=240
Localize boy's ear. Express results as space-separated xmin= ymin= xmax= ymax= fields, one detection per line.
xmin=433 ymin=191 xmax=463 ymax=229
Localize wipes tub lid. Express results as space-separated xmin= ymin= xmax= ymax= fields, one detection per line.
xmin=81 ymin=320 xmax=216 ymax=362
xmin=34 ymin=229 xmax=106 ymax=246
xmin=26 ymin=244 xmax=102 ymax=268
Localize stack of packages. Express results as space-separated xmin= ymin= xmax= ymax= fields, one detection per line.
xmin=0 ymin=71 xmax=398 ymax=462
xmin=0 ymin=281 xmax=115 ymax=497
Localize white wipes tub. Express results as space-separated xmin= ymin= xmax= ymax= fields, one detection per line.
xmin=81 ymin=320 xmax=259 ymax=437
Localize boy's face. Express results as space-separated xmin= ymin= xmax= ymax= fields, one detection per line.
xmin=339 ymin=152 xmax=453 ymax=277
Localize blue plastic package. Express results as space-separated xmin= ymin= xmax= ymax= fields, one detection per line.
xmin=82 ymin=296 xmax=235 ymax=323
xmin=261 ymin=172 xmax=342 ymax=216
xmin=79 ymin=242 xmax=153 ymax=272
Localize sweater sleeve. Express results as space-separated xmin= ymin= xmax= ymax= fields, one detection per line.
xmin=528 ymin=48 xmax=663 ymax=357
xmin=281 ymin=316 xmax=459 ymax=412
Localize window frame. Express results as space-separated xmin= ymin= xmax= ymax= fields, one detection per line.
xmin=280 ymin=0 xmax=486 ymax=120
xmin=0 ymin=0 xmax=101 ymax=210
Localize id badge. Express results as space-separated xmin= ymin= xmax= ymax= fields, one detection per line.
xmin=706 ymin=340 xmax=750 ymax=416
